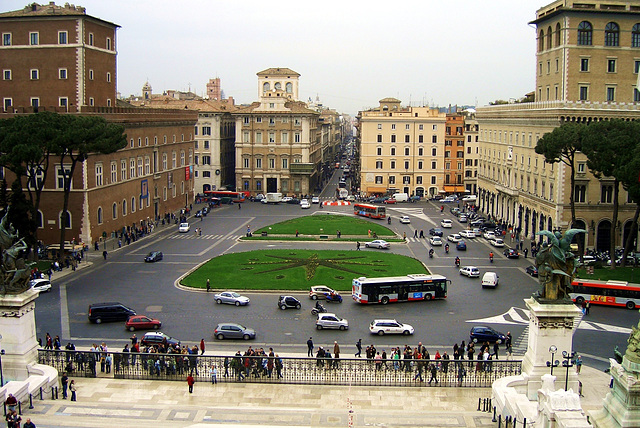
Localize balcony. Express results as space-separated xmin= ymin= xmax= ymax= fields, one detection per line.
xmin=289 ymin=163 xmax=315 ymax=175
xmin=495 ymin=183 xmax=519 ymax=197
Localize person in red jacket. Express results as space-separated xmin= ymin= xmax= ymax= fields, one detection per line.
xmin=200 ymin=338 xmax=205 ymax=355
xmin=187 ymin=374 xmax=195 ymax=393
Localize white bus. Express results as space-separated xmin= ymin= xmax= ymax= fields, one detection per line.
xmin=352 ymin=274 xmax=449 ymax=305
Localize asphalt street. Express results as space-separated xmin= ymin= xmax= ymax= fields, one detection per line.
xmin=33 ymin=171 xmax=636 ymax=372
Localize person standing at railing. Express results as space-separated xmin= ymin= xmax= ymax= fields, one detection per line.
xmin=61 ymin=372 xmax=68 ymax=399
xmin=69 ymin=379 xmax=77 ymax=401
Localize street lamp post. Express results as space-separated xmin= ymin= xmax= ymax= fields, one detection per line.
xmin=546 ymin=345 xmax=559 ymax=375
xmin=562 ymin=350 xmax=575 ymax=391
xmin=0 ymin=333 xmax=4 ymax=386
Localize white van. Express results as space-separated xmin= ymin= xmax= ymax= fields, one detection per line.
xmin=392 ymin=193 xmax=408 ymax=202
xmin=481 ymin=272 xmax=499 ymax=288
xmin=265 ymin=193 xmax=283 ymax=204
xmin=462 ymin=195 xmax=477 ymax=203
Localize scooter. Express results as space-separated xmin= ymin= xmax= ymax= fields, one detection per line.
xmin=387 ymin=217 xmax=391 ymax=225
xmin=445 ymin=244 xmax=450 ymax=254
xmin=429 ymin=249 xmax=434 ymax=258
xmin=311 ymin=304 xmax=328 ymax=315
xmin=490 ymin=253 xmax=494 ymax=263
xmin=455 ymin=257 xmax=460 ymax=267
xmin=324 ymin=292 xmax=343 ymax=303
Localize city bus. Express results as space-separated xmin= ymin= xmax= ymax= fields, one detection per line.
xmin=353 ymin=203 xmax=386 ymax=219
xmin=203 ymin=190 xmax=247 ymax=203
xmin=571 ymin=279 xmax=640 ymax=309
xmin=352 ymin=274 xmax=449 ymax=304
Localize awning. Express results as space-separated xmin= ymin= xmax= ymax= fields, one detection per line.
xmin=366 ymin=187 xmax=387 ymax=193
xmin=444 ymin=185 xmax=466 ymax=192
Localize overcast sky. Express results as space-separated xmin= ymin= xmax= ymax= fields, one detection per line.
xmin=4 ymin=0 xmax=546 ymax=115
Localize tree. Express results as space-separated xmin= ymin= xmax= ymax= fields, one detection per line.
xmin=535 ymin=122 xmax=585 ymax=257
xmin=581 ymin=119 xmax=640 ymax=269
xmin=616 ymin=142 xmax=640 ymax=266
xmin=48 ymin=114 xmax=126 ymax=260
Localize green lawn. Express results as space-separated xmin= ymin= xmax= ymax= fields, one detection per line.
xmin=252 ymin=214 xmax=394 ymax=237
xmin=181 ymin=249 xmax=429 ymax=291
xmin=576 ymin=266 xmax=640 ymax=283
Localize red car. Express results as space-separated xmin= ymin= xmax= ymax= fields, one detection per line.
xmin=125 ymin=315 xmax=162 ymax=332
xmin=382 ymin=198 xmax=396 ymax=204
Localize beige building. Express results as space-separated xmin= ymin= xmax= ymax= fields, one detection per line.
xmin=477 ymin=0 xmax=640 ymax=251
xmin=462 ymin=110 xmax=479 ymax=195
xmin=357 ymin=98 xmax=446 ymax=197
xmin=233 ymin=68 xmax=320 ymax=196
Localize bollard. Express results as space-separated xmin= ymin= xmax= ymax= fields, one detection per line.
xmin=489 ymin=398 xmax=492 ymax=409
xmin=514 ymin=417 xmax=517 ymax=428
xmin=523 ymin=417 xmax=526 ymax=427
xmin=492 ymin=406 xmax=497 ymax=422
xmin=478 ymin=397 xmax=482 ymax=411
xmin=39 ymin=386 xmax=43 ymax=400
xmin=51 ymin=387 xmax=54 ymax=399
xmin=498 ymin=415 xmax=502 ymax=428
xmin=29 ymin=394 xmax=33 ymax=410
xmin=3 ymin=402 xmax=6 ymax=416
xmin=17 ymin=401 xmax=21 ymax=415
xmin=55 ymin=386 xmax=58 ymax=400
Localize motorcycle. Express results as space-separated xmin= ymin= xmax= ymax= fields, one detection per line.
xmin=445 ymin=244 xmax=450 ymax=254
xmin=387 ymin=217 xmax=391 ymax=225
xmin=455 ymin=257 xmax=460 ymax=267
xmin=324 ymin=292 xmax=343 ymax=303
xmin=311 ymin=304 xmax=328 ymax=315
xmin=490 ymin=253 xmax=494 ymax=263
xmin=429 ymin=249 xmax=434 ymax=258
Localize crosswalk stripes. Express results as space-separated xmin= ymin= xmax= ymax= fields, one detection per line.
xmin=167 ymin=234 xmax=239 ymax=240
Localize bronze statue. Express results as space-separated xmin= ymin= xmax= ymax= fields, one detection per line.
xmin=0 ymin=209 xmax=34 ymax=296
xmin=533 ymin=229 xmax=585 ymax=303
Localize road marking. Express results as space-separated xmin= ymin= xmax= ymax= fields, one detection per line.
xmin=60 ymin=283 xmax=70 ymax=339
xmin=389 ymin=207 xmax=437 ymax=226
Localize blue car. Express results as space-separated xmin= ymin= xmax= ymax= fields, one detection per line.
xmin=456 ymin=241 xmax=467 ymax=251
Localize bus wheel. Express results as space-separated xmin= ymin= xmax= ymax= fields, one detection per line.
xmin=381 ymin=296 xmax=389 ymax=305
xmin=575 ymin=296 xmax=584 ymax=305
xmin=424 ymin=294 xmax=432 ymax=301
xmin=627 ymin=301 xmax=636 ymax=310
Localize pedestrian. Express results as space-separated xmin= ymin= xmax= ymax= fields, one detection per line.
xmin=493 ymin=342 xmax=499 ymax=360
xmin=295 ymin=230 xmax=299 ymax=237
xmin=69 ymin=379 xmax=77 ymax=401
xmin=5 ymin=393 xmax=17 ymax=412
xmin=457 ymin=364 xmax=466 ymax=387
xmin=414 ymin=229 xmax=418 ymax=238
xmin=355 ymin=338 xmax=362 ymax=357
xmin=307 ymin=337 xmax=314 ymax=357
xmin=45 ymin=332 xmax=52 ymax=349
xmin=419 ymin=230 xmax=424 ymax=239
xmin=206 ymin=278 xmax=210 ymax=292
xmin=61 ymin=372 xmax=68 ymax=398
xmin=524 ymin=248 xmax=528 ymax=258
xmin=200 ymin=338 xmax=205 ymax=355
xmin=575 ymin=354 xmax=583 ymax=374
xmin=102 ymin=250 xmax=108 ymax=260
xmin=187 ymin=374 xmax=195 ymax=393
xmin=238 ymin=203 xmax=241 ymax=210
xmin=505 ymin=332 xmax=512 ymax=356
xmin=428 ymin=363 xmax=439 ymax=385
xmin=23 ymin=418 xmax=36 ymax=428
xmin=5 ymin=410 xmax=21 ymax=428
xmin=585 ymin=301 xmax=590 ymax=315
xmin=356 ymin=241 xmax=361 ymax=251
xmin=519 ymin=241 xmax=523 ymax=251
xmin=333 ymin=341 xmax=340 ymax=359
xmin=210 ymin=364 xmax=217 ymax=384
xmin=403 ymin=232 xmax=406 ymax=241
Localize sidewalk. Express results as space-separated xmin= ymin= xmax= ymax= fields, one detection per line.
xmin=21 ymin=365 xmax=611 ymax=427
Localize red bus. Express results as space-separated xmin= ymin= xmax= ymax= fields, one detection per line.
xmin=571 ymin=279 xmax=640 ymax=309
xmin=353 ymin=203 xmax=386 ymax=219
xmin=203 ymin=190 xmax=247 ymax=203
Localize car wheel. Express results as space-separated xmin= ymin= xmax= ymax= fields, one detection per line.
xmin=243 ymin=334 xmax=251 ymax=340
xmin=377 ymin=330 xmax=385 ymax=336
xmin=216 ymin=333 xmax=225 ymax=340
xmin=316 ymin=325 xmax=323 ymax=330
xmin=403 ymin=330 xmax=411 ymax=336
xmin=235 ymin=301 xmax=240 ymax=307
xmin=128 ymin=326 xmax=135 ymax=332
xmin=153 ymin=325 xmax=160 ymax=330
xmin=424 ymin=294 xmax=432 ymax=301
xmin=627 ymin=301 xmax=636 ymax=310
xmin=216 ymin=299 xmax=222 ymax=304
xmin=296 ymin=304 xmax=301 ymax=310
xmin=365 ymin=244 xmax=370 ymax=248
xmin=280 ymin=305 xmax=287 ymax=310
xmin=95 ymin=318 xmax=102 ymax=324
xmin=311 ymin=295 xmax=317 ymax=300
xmin=339 ymin=326 xmax=346 ymax=331
xmin=575 ymin=296 xmax=585 ymax=305
xmin=381 ymin=296 xmax=389 ymax=305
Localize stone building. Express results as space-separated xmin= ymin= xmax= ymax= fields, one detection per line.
xmin=462 ymin=109 xmax=479 ymax=195
xmin=233 ymin=68 xmax=320 ymax=197
xmin=357 ymin=98 xmax=446 ymax=197
xmin=477 ymin=0 xmax=640 ymax=251
xmin=444 ymin=112 xmax=466 ymax=194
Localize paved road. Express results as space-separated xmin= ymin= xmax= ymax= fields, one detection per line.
xmin=33 ymin=179 xmax=635 ymax=372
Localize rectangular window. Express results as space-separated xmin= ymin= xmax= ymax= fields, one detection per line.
xmin=58 ymin=31 xmax=68 ymax=44
xmin=405 ymin=124 xmax=410 ymax=130
xmin=390 ymin=161 xmax=396 ymax=169
xmin=377 ymin=135 xmax=382 ymax=143
xmin=107 ymin=72 xmax=111 ymax=83
xmin=431 ymin=176 xmax=436 ymax=184
xmin=30 ymin=98 xmax=39 ymax=108
xmin=106 ymin=37 xmax=112 ymax=50
xmin=282 ymin=132 xmax=288 ymax=143
xmin=377 ymin=124 xmax=382 ymax=130
xmin=375 ymin=176 xmax=383 ymax=184
xmin=432 ymin=135 xmax=437 ymax=143
xmin=255 ymin=132 xmax=262 ymax=143
xmin=203 ymin=141 xmax=209 ymax=149
xmin=30 ymin=69 xmax=39 ymax=80
xmin=580 ymin=58 xmax=589 ymax=72
xmin=404 ymin=148 xmax=410 ymax=156
xmin=418 ymin=161 xmax=423 ymax=169
xmin=391 ymin=148 xmax=396 ymax=156
xmin=635 ymin=89 xmax=640 ymax=103
xmin=282 ymin=158 xmax=288 ymax=169
xmin=29 ymin=32 xmax=39 ymax=45
xmin=391 ymin=135 xmax=396 ymax=143
xmin=377 ymin=148 xmax=382 ymax=156
xmin=294 ymin=133 xmax=301 ymax=143
xmin=89 ymin=69 xmax=93 ymax=80
xmin=243 ymin=131 xmax=249 ymax=143
xmin=256 ymin=158 xmax=262 ymax=169
xmin=416 ymin=176 xmax=422 ymax=184
xmin=607 ymin=59 xmax=616 ymax=73
xmin=575 ymin=185 xmax=586 ymax=203
xmin=59 ymin=68 xmax=67 ymax=79
xmin=418 ymin=148 xmax=423 ymax=156
xmin=376 ymin=161 xmax=383 ymax=169
xmin=57 ymin=166 xmax=71 ymax=189
xmin=3 ymin=70 xmax=10 ymax=80
xmin=636 ymin=60 xmax=640 ymax=74
xmin=431 ymin=161 xmax=437 ymax=169
xmin=579 ymin=86 xmax=588 ymax=101
xmin=89 ymin=97 xmax=94 ymax=106
xmin=121 ymin=160 xmax=126 ymax=181
xmin=389 ymin=176 xmax=395 ymax=185
xmin=3 ymin=98 xmax=12 ymax=110
xmin=405 ymin=135 xmax=410 ymax=143
xmin=606 ymin=87 xmax=616 ymax=102
xmin=601 ymin=185 xmax=613 ymax=203
xmin=202 ymin=171 xmax=210 ymax=178
xmin=202 ymin=126 xmax=211 ymax=135
xmin=243 ymin=116 xmax=250 ymax=125
xmin=404 ymin=161 xmax=409 ymax=169
xmin=243 ymin=158 xmax=249 ymax=168
xmin=403 ymin=176 xmax=410 ymax=184
xmin=89 ymin=33 xmax=94 ymax=46
xmin=2 ymin=33 xmax=11 ymax=46
xmin=577 ymin=163 xmax=586 ymax=173
xmin=269 ymin=132 xmax=275 ymax=143
xmin=130 ymin=159 xmax=136 ymax=177
xmin=59 ymin=97 xmax=68 ymax=107
xmin=391 ymin=124 xmax=396 ymax=130
xmin=111 ymin=162 xmax=117 ymax=183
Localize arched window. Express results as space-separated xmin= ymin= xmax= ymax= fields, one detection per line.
xmin=122 ymin=199 xmax=127 ymax=216
xmin=112 ymin=203 xmax=117 ymax=219
xmin=633 ymin=23 xmax=640 ymax=47
xmin=539 ymin=29 xmax=545 ymax=51
xmin=285 ymin=82 xmax=292 ymax=93
xmin=131 ymin=197 xmax=136 ymax=213
xmin=36 ymin=210 xmax=43 ymax=228
xmin=578 ymin=21 xmax=592 ymax=46
xmin=263 ymin=82 xmax=270 ymax=92
xmin=555 ymin=23 xmax=561 ymax=46
xmin=605 ymin=22 xmax=619 ymax=46
xmin=547 ymin=26 xmax=552 ymax=49
xmin=97 ymin=207 xmax=102 ymax=225
xmin=59 ymin=211 xmax=71 ymax=229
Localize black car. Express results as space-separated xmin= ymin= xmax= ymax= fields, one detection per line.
xmin=469 ymin=326 xmax=507 ymax=344
xmin=504 ymin=248 xmax=520 ymax=259
xmin=525 ymin=265 xmax=538 ymax=277
xmin=286 ymin=198 xmax=300 ymax=205
xmin=429 ymin=228 xmax=444 ymax=237
xmin=88 ymin=302 xmax=136 ymax=324
xmin=278 ymin=295 xmax=301 ymax=310
xmin=144 ymin=251 xmax=163 ymax=262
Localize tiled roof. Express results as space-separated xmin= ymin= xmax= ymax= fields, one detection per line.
xmin=233 ymin=101 xmax=318 ymax=115
xmin=256 ymin=68 xmax=300 ymax=77
xmin=129 ymin=98 xmax=237 ymax=113
xmin=0 ymin=2 xmax=119 ymax=27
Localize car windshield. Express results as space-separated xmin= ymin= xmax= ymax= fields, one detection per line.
xmin=231 ymin=293 xmax=241 ymax=297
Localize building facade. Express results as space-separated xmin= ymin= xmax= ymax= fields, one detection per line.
xmin=0 ymin=2 xmax=118 ymax=112
xmin=477 ymin=0 xmax=640 ymax=251
xmin=357 ymin=98 xmax=446 ymax=197
xmin=233 ymin=68 xmax=320 ymax=197
xmin=444 ymin=113 xmax=466 ymax=194
xmin=462 ymin=110 xmax=479 ymax=195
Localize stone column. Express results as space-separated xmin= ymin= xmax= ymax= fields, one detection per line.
xmin=0 ymin=289 xmax=40 ymax=382
xmin=521 ymin=297 xmax=582 ymax=400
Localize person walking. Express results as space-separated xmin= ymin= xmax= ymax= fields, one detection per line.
xmin=209 ymin=364 xmax=217 ymax=384
xmin=69 ymin=379 xmax=77 ymax=401
xmin=61 ymin=372 xmax=68 ymax=399
xmin=356 ymin=241 xmax=361 ymax=251
xmin=23 ymin=418 xmax=36 ymax=428
xmin=523 ymin=248 xmax=528 ymax=258
xmin=505 ymin=332 xmax=512 ymax=356
xmin=355 ymin=338 xmax=362 ymax=357
xmin=307 ymin=337 xmax=314 ymax=357
xmin=585 ymin=301 xmax=590 ymax=315
xmin=206 ymin=279 xmax=210 ymax=292
xmin=187 ymin=374 xmax=195 ymax=393
xmin=200 ymin=338 xmax=205 ymax=355
xmin=575 ymin=354 xmax=583 ymax=374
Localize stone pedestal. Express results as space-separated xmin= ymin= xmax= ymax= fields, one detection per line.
xmin=521 ymin=298 xmax=582 ymax=400
xmin=0 ymin=289 xmax=40 ymax=382
xmin=591 ymin=358 xmax=640 ymax=427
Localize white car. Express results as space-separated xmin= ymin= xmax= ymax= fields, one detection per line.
xmin=282 ymin=196 xmax=293 ymax=203
xmin=460 ymin=230 xmax=475 ymax=239
xmin=311 ymin=196 xmax=320 ymax=204
xmin=483 ymin=231 xmax=496 ymax=240
xmin=213 ymin=291 xmax=250 ymax=306
xmin=399 ymin=216 xmax=411 ymax=224
xmin=473 ymin=228 xmax=482 ymax=237
xmin=346 ymin=195 xmax=355 ymax=201
xmin=441 ymin=219 xmax=453 ymax=228
xmin=429 ymin=236 xmax=443 ymax=246
xmin=178 ymin=223 xmax=190 ymax=233
xmin=29 ymin=278 xmax=52 ymax=293
xmin=316 ymin=313 xmax=349 ymax=330
xmin=365 ymin=240 xmax=390 ymax=249
xmin=490 ymin=238 xmax=505 ymax=248
xmin=369 ymin=319 xmax=414 ymax=336
xmin=447 ymin=234 xmax=462 ymax=243
xmin=300 ymin=200 xmax=311 ymax=209
xmin=459 ymin=266 xmax=480 ymax=278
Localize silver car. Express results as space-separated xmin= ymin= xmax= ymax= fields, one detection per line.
xmin=213 ymin=291 xmax=250 ymax=306
xmin=214 ymin=323 xmax=256 ymax=340
xmin=316 ymin=313 xmax=349 ymax=330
